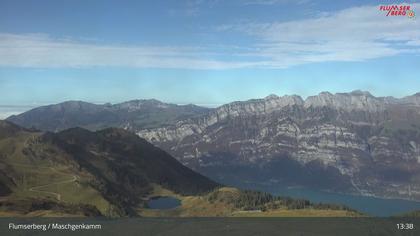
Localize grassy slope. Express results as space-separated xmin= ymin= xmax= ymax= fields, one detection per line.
xmin=0 ymin=128 xmax=111 ymax=216
xmin=0 ymin=210 xmax=85 ymax=217
xmin=138 ymin=185 xmax=362 ymax=217
xmin=0 ymin=122 xmax=219 ymax=217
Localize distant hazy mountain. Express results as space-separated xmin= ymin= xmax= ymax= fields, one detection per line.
xmin=6 ymin=99 xmax=210 ymax=132
xmin=137 ymin=91 xmax=420 ymax=201
xmin=0 ymin=120 xmax=218 ymax=216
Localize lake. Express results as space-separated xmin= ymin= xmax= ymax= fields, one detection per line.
xmin=145 ymin=185 xmax=420 ymax=215
xmin=148 ymin=196 xmax=181 ymax=209
xmin=233 ymin=182 xmax=420 ymax=216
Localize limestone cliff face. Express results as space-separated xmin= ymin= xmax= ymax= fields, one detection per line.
xmin=8 ymin=91 xmax=420 ymax=200
xmin=137 ymin=91 xmax=420 ymax=200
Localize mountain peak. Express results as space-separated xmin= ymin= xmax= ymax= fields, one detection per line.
xmin=46 ymin=101 xmax=102 ymax=112
xmin=349 ymin=90 xmax=373 ymax=97
xmin=116 ymin=99 xmax=171 ymax=111
xmin=304 ymin=90 xmax=383 ymax=111
xmin=264 ymin=94 xmax=279 ymax=100
xmin=319 ymin=91 xmax=333 ymax=96
xmin=124 ymin=98 xmax=164 ymax=104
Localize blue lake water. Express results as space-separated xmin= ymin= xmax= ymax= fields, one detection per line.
xmin=148 ymin=196 xmax=181 ymax=209
xmin=235 ymin=183 xmax=420 ymax=216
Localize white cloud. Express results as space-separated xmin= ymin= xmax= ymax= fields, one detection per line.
xmin=219 ymin=3 xmax=420 ymax=68
xmin=0 ymin=33 xmax=259 ymax=69
xmin=0 ymin=4 xmax=419 ymax=69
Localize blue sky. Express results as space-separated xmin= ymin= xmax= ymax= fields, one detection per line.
xmin=0 ymin=0 xmax=420 ymax=117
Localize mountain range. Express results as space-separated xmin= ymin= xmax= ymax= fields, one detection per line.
xmin=6 ymin=90 xmax=420 ymax=201
xmin=0 ymin=120 xmax=356 ymax=217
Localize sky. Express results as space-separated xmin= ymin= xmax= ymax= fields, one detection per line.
xmin=0 ymin=0 xmax=420 ymax=118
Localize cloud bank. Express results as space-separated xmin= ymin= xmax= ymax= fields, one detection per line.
xmin=0 ymin=4 xmax=419 ymax=69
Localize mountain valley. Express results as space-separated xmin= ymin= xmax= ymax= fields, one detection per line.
xmin=0 ymin=120 xmax=356 ymax=217
xmin=7 ymin=91 xmax=420 ymax=203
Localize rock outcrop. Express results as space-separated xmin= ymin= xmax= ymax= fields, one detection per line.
xmin=137 ymin=91 xmax=420 ymax=200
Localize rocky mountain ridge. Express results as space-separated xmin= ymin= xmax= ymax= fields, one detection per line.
xmin=137 ymin=90 xmax=420 ymax=142
xmin=6 ymin=91 xmax=420 ymax=201
xmin=135 ymin=91 xmax=420 ymax=201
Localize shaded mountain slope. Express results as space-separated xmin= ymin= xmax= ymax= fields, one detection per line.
xmin=44 ymin=126 xmax=220 ymax=197
xmin=0 ymin=120 xmax=218 ymax=216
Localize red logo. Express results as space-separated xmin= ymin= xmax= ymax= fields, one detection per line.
xmin=379 ymin=5 xmax=415 ymax=18
xmin=407 ymin=10 xmax=415 ymax=18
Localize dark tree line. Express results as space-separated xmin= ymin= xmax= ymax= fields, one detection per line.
xmin=208 ymin=188 xmax=355 ymax=212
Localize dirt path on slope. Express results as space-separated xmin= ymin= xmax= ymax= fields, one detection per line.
xmin=11 ymin=163 xmax=78 ymax=201
xmin=28 ymin=173 xmax=77 ymax=201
